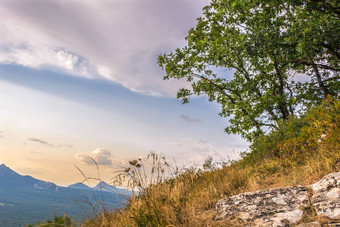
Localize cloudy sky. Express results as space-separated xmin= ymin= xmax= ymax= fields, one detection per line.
xmin=0 ymin=0 xmax=248 ymax=186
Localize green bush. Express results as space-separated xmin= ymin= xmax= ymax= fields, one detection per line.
xmin=245 ymin=96 xmax=339 ymax=165
xmin=27 ymin=213 xmax=73 ymax=227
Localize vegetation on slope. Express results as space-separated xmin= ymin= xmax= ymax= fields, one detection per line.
xmin=27 ymin=213 xmax=73 ymax=227
xmin=84 ymin=97 xmax=339 ymax=227
xmin=30 ymin=98 xmax=340 ymax=226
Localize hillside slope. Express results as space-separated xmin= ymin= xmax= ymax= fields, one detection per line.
xmin=84 ymin=97 xmax=339 ymax=226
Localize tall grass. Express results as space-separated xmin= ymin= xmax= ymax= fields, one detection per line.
xmin=86 ymin=97 xmax=339 ymax=226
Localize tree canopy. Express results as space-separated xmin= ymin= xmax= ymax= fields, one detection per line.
xmin=158 ymin=0 xmax=339 ymax=141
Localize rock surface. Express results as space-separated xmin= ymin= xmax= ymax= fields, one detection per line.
xmin=216 ymin=172 xmax=340 ymax=226
xmin=310 ymin=172 xmax=340 ymax=220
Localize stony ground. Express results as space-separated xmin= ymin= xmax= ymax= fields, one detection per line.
xmin=216 ymin=172 xmax=340 ymax=227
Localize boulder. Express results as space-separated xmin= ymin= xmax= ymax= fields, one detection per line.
xmin=216 ymin=186 xmax=309 ymax=226
xmin=310 ymin=172 xmax=340 ymax=219
xmin=216 ymin=172 xmax=340 ymax=226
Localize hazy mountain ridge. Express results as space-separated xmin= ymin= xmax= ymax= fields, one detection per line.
xmin=0 ymin=164 xmax=128 ymax=227
xmin=0 ymin=164 xmax=59 ymax=192
xmin=67 ymin=182 xmax=91 ymax=190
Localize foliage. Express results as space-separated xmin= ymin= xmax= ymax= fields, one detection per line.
xmin=158 ymin=0 xmax=340 ymax=141
xmin=27 ymin=213 xmax=73 ymax=227
xmin=248 ymin=96 xmax=340 ymax=164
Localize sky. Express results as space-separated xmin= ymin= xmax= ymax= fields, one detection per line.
xmin=0 ymin=0 xmax=248 ymax=186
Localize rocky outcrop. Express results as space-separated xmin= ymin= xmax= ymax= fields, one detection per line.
xmin=216 ymin=172 xmax=340 ymax=226
xmin=310 ymin=172 xmax=340 ymax=220
xmin=216 ymin=186 xmax=309 ymax=226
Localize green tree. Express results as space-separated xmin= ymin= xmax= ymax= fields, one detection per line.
xmin=158 ymin=0 xmax=339 ymax=141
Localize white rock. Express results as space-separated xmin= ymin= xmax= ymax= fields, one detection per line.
xmin=216 ymin=186 xmax=309 ymax=226
xmin=216 ymin=172 xmax=340 ymax=226
xmin=311 ymin=172 xmax=340 ymax=219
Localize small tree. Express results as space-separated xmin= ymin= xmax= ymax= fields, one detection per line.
xmin=158 ymin=0 xmax=339 ymax=141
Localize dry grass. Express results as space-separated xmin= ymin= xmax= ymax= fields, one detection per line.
xmin=82 ymin=147 xmax=339 ymax=227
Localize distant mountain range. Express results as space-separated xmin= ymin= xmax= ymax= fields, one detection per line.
xmin=0 ymin=164 xmax=130 ymax=227
xmin=68 ymin=181 xmax=131 ymax=195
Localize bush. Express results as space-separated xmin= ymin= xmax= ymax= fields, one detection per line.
xmin=246 ymin=96 xmax=339 ymax=165
xmin=28 ymin=213 xmax=73 ymax=227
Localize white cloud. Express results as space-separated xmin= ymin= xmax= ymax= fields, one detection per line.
xmin=0 ymin=0 xmax=210 ymax=96
xmin=97 ymin=65 xmax=113 ymax=81
xmin=76 ymin=148 xmax=113 ymax=165
xmin=0 ymin=20 xmax=96 ymax=78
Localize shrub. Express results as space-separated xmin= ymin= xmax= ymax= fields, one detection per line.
xmin=247 ymin=96 xmax=339 ymax=165
xmin=28 ymin=213 xmax=73 ymax=227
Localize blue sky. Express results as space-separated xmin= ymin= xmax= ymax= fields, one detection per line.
xmin=0 ymin=0 xmax=248 ymax=185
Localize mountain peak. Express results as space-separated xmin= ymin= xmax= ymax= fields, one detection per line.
xmin=0 ymin=165 xmax=59 ymax=192
xmin=0 ymin=164 xmax=19 ymax=177
xmin=93 ymin=181 xmax=119 ymax=193
xmin=96 ymin=181 xmax=109 ymax=187
xmin=68 ymin=182 xmax=91 ymax=190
